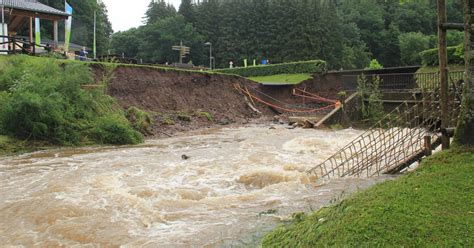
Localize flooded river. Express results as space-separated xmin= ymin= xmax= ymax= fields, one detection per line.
xmin=0 ymin=125 xmax=389 ymax=247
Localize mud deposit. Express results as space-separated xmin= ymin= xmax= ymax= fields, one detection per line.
xmin=0 ymin=125 xmax=389 ymax=247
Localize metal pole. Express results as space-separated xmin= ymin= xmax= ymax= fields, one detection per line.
xmin=1 ymin=4 xmax=5 ymax=41
xmin=93 ymin=11 xmax=97 ymax=59
xmin=209 ymin=43 xmax=212 ymax=70
xmin=437 ymin=0 xmax=450 ymax=150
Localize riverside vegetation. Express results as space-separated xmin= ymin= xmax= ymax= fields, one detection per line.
xmin=262 ymin=147 xmax=474 ymax=247
xmin=0 ymin=56 xmax=144 ymax=149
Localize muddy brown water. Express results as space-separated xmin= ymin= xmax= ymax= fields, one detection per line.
xmin=0 ymin=125 xmax=390 ymax=247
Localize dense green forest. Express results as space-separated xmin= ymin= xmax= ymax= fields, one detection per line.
xmin=109 ymin=0 xmax=463 ymax=69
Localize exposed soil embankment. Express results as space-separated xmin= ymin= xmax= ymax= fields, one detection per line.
xmin=254 ymin=75 xmax=341 ymax=105
xmin=92 ymin=65 xmax=344 ymax=136
xmin=92 ymin=65 xmax=271 ymax=136
xmin=252 ymin=75 xmax=341 ymax=117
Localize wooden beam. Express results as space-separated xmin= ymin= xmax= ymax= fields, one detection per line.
xmin=440 ymin=22 xmax=464 ymax=31
xmin=10 ymin=9 xmax=68 ymax=21
xmin=29 ymin=17 xmax=33 ymax=44
xmin=437 ymin=0 xmax=450 ymax=150
xmin=8 ymin=16 xmax=26 ymax=32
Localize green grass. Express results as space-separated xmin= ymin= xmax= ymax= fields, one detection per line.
xmin=0 ymin=135 xmax=55 ymax=156
xmin=262 ymin=147 xmax=474 ymax=247
xmin=247 ymin=73 xmax=312 ymax=85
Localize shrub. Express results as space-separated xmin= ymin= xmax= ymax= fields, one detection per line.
xmin=420 ymin=45 xmax=464 ymax=66
xmin=91 ymin=115 xmax=144 ymax=145
xmin=0 ymin=92 xmax=82 ymax=144
xmin=0 ymin=56 xmax=143 ymax=145
xmin=399 ymin=32 xmax=430 ymax=66
xmin=198 ymin=111 xmax=214 ymax=121
xmin=367 ymin=59 xmax=383 ymax=69
xmin=126 ymin=107 xmax=153 ymax=134
xmin=162 ymin=117 xmax=175 ymax=125
xmin=357 ymin=75 xmax=384 ymax=124
xmin=214 ymin=60 xmax=327 ymax=77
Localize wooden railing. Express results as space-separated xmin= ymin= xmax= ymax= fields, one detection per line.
xmin=0 ymin=35 xmax=54 ymax=55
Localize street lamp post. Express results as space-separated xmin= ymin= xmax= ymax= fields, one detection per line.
xmin=204 ymin=42 xmax=212 ymax=70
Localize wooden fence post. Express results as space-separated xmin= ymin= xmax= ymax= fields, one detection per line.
xmin=424 ymin=136 xmax=432 ymax=156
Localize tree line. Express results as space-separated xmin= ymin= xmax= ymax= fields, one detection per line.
xmin=37 ymin=0 xmax=463 ymax=69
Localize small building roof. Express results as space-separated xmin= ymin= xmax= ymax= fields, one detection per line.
xmin=0 ymin=0 xmax=69 ymax=17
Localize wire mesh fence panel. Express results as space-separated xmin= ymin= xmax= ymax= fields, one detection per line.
xmin=307 ymin=72 xmax=464 ymax=179
xmin=342 ymin=71 xmax=464 ymax=92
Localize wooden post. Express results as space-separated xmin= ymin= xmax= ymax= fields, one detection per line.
xmin=53 ymin=20 xmax=58 ymax=49
xmin=424 ymin=136 xmax=432 ymax=156
xmin=338 ymin=91 xmax=349 ymax=126
xmin=437 ymin=0 xmax=450 ymax=150
xmin=29 ymin=17 xmax=33 ymax=43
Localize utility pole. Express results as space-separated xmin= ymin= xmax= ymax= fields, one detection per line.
xmin=437 ymin=0 xmax=450 ymax=150
xmin=1 ymin=4 xmax=5 ymax=46
xmin=93 ymin=10 xmax=97 ymax=59
xmin=204 ymin=42 xmax=212 ymax=69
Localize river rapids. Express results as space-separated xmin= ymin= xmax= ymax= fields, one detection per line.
xmin=0 ymin=125 xmax=389 ymax=247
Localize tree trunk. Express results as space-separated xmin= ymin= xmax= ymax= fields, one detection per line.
xmin=454 ymin=0 xmax=474 ymax=145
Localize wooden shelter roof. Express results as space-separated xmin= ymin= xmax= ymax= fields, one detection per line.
xmin=1 ymin=0 xmax=69 ymax=19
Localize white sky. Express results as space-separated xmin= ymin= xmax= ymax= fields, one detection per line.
xmin=102 ymin=0 xmax=181 ymax=32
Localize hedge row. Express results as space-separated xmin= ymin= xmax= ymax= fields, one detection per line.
xmin=214 ymin=60 xmax=327 ymax=77
xmin=420 ymin=45 xmax=464 ymax=66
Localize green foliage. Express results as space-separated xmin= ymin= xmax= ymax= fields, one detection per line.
xmin=454 ymin=85 xmax=474 ymax=145
xmin=420 ymin=45 xmax=464 ymax=66
xmin=91 ymin=114 xmax=143 ymax=145
xmin=447 ymin=30 xmax=465 ymax=46
xmin=126 ymin=107 xmax=154 ymax=135
xmin=0 ymin=134 xmax=54 ymax=156
xmin=179 ymin=0 xmax=195 ymax=23
xmin=357 ymin=75 xmax=384 ymax=123
xmin=145 ymin=0 xmax=177 ymax=24
xmin=262 ymin=148 xmax=474 ymax=247
xmin=367 ymin=59 xmax=383 ymax=69
xmin=247 ymin=74 xmax=312 ymax=85
xmin=399 ymin=32 xmax=430 ymax=66
xmin=455 ymin=43 xmax=465 ymax=60
xmin=109 ymin=0 xmax=462 ymax=69
xmin=110 ymin=28 xmax=142 ymax=59
xmin=198 ymin=111 xmax=214 ymax=122
xmin=115 ymin=15 xmax=205 ymax=65
xmin=162 ymin=117 xmax=175 ymax=125
xmin=215 ymin=60 xmax=327 ymax=77
xmin=96 ymin=62 xmax=118 ymax=87
xmin=0 ymin=56 xmax=142 ymax=145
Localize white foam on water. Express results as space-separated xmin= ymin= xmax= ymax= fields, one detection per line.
xmin=0 ymin=125 xmax=389 ymax=247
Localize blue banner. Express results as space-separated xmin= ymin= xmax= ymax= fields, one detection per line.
xmin=35 ymin=18 xmax=40 ymax=47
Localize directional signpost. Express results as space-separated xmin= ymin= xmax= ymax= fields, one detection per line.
xmin=172 ymin=41 xmax=190 ymax=64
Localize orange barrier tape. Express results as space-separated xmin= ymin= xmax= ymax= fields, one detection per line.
xmin=234 ymin=84 xmax=337 ymax=113
xmin=293 ymin=88 xmax=338 ymax=104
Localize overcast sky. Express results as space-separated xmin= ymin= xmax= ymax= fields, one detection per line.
xmin=102 ymin=0 xmax=181 ymax=32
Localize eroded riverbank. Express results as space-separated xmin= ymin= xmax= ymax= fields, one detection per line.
xmin=0 ymin=125 xmax=390 ymax=247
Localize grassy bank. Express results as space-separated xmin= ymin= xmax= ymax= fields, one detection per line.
xmin=247 ymin=73 xmax=312 ymax=85
xmin=262 ymin=148 xmax=474 ymax=247
xmin=0 ymin=135 xmax=56 ymax=156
